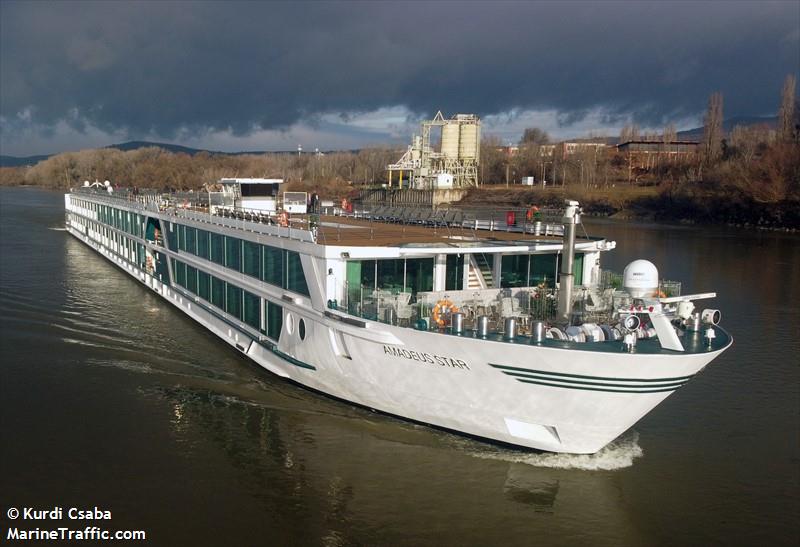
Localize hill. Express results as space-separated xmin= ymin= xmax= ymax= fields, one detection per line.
xmin=676 ymin=115 xmax=777 ymax=141
xmin=0 ymin=154 xmax=52 ymax=167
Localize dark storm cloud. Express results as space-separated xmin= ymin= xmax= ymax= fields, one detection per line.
xmin=1 ymin=0 xmax=798 ymax=141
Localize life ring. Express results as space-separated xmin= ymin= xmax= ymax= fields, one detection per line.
xmin=431 ymin=299 xmax=458 ymax=328
xmin=278 ymin=211 xmax=289 ymax=227
xmin=341 ymin=198 xmax=348 ymax=210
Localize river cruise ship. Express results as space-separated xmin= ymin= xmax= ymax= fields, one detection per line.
xmin=64 ymin=179 xmax=731 ymax=454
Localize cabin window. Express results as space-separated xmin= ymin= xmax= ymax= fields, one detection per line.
xmin=225 ymin=284 xmax=243 ymax=321
xmin=210 ymin=233 xmax=224 ymax=265
xmin=186 ymin=265 xmax=198 ymax=294
xmin=265 ymin=301 xmax=283 ymax=341
xmin=166 ymin=222 xmax=178 ymax=251
xmin=196 ymin=230 xmax=209 ymax=259
xmin=184 ymin=227 xmax=197 ymax=255
xmin=243 ymin=291 xmax=260 ymax=330
xmin=262 ymin=245 xmax=283 ymax=286
xmin=175 ymin=260 xmax=187 ymax=287
xmin=285 ymin=251 xmax=309 ymax=295
xmin=211 ymin=276 xmax=226 ymax=309
xmin=224 ymin=237 xmax=242 ymax=272
xmin=242 ymin=240 xmax=261 ymax=279
xmin=198 ymin=271 xmax=210 ymax=301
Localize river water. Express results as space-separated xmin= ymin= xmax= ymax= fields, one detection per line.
xmin=1 ymin=187 xmax=797 ymax=546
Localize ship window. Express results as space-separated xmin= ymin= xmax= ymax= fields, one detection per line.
xmin=405 ymin=258 xmax=434 ymax=295
xmin=243 ymin=291 xmax=260 ymax=330
xmin=198 ymin=271 xmax=210 ymax=301
xmin=529 ymin=254 xmax=557 ymax=286
xmin=186 ymin=265 xmax=198 ymax=294
xmin=175 ymin=260 xmax=187 ymax=287
xmin=445 ymin=254 xmax=464 ymax=291
xmin=377 ymin=259 xmax=404 ymax=292
xmin=226 ymin=284 xmax=243 ymax=320
xmin=266 ymin=301 xmax=283 ymax=340
xmin=285 ymin=251 xmax=309 ymax=296
xmin=184 ymin=227 xmax=197 ymax=255
xmin=166 ymin=222 xmax=178 ymax=251
xmin=262 ymin=245 xmax=283 ymax=286
xmin=501 ymin=254 xmax=529 ymax=288
xmin=211 ymin=276 xmax=225 ymax=308
xmin=359 ymin=260 xmax=376 ymax=290
xmin=196 ymin=230 xmax=209 ymax=259
xmin=555 ymin=254 xmax=584 ymax=286
xmin=210 ymin=233 xmax=224 ymax=265
xmin=573 ymin=254 xmax=584 ymax=286
xmin=242 ymin=240 xmax=261 ymax=279
xmin=298 ymin=318 xmax=306 ymax=340
xmin=224 ymin=237 xmax=242 ymax=272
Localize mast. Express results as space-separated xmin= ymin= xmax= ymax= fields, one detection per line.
xmin=557 ymin=200 xmax=581 ymax=324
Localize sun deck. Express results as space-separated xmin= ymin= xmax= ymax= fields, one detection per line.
xmin=314 ymin=214 xmax=570 ymax=247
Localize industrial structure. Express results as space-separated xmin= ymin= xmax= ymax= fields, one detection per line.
xmin=387 ymin=111 xmax=481 ymax=189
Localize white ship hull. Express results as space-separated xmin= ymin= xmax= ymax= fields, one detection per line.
xmin=66 ymin=223 xmax=728 ymax=454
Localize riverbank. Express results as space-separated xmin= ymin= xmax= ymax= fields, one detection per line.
xmin=455 ymin=186 xmax=800 ymax=231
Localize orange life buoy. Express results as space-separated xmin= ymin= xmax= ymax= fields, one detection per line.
xmin=278 ymin=211 xmax=289 ymax=227
xmin=431 ymin=299 xmax=458 ymax=328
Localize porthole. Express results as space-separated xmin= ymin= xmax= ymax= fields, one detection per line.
xmin=299 ymin=318 xmax=306 ymax=341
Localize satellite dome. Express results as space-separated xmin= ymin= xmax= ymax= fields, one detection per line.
xmin=623 ymin=260 xmax=659 ymax=298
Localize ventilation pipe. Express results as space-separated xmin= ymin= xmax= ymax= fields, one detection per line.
xmin=557 ymin=200 xmax=581 ymax=324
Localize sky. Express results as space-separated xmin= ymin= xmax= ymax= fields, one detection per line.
xmin=1 ymin=0 xmax=798 ymax=157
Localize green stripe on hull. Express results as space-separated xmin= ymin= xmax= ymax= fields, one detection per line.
xmin=501 ymin=371 xmax=688 ymax=390
xmin=489 ymin=363 xmax=694 ymax=383
xmin=515 ymin=378 xmax=683 ymax=393
xmin=270 ymin=347 xmax=316 ymax=371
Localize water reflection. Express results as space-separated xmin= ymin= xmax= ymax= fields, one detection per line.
xmin=504 ymin=466 xmax=559 ymax=512
xmin=147 ymin=383 xmax=645 ymax=546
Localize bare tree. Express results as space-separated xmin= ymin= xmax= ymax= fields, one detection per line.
xmin=778 ymin=74 xmax=797 ymax=142
xmin=619 ymin=124 xmax=639 ymax=143
xmin=663 ymin=123 xmax=677 ymax=143
xmin=703 ymin=92 xmax=724 ymax=162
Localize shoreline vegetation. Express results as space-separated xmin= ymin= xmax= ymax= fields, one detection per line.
xmin=2 ymin=80 xmax=797 ymax=230
xmin=0 ymin=140 xmax=797 ymax=231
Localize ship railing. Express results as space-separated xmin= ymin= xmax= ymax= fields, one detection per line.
xmin=335 ymin=283 xmax=559 ymax=334
xmin=72 ymin=187 xmax=170 ymax=211
xmin=346 ymin=203 xmax=566 ymax=237
xmin=168 ymin=206 xmax=318 ymax=244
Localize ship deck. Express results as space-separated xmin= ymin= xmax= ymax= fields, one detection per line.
xmin=313 ymin=215 xmax=569 ymax=247
xmin=69 ymin=188 xmax=596 ymax=249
